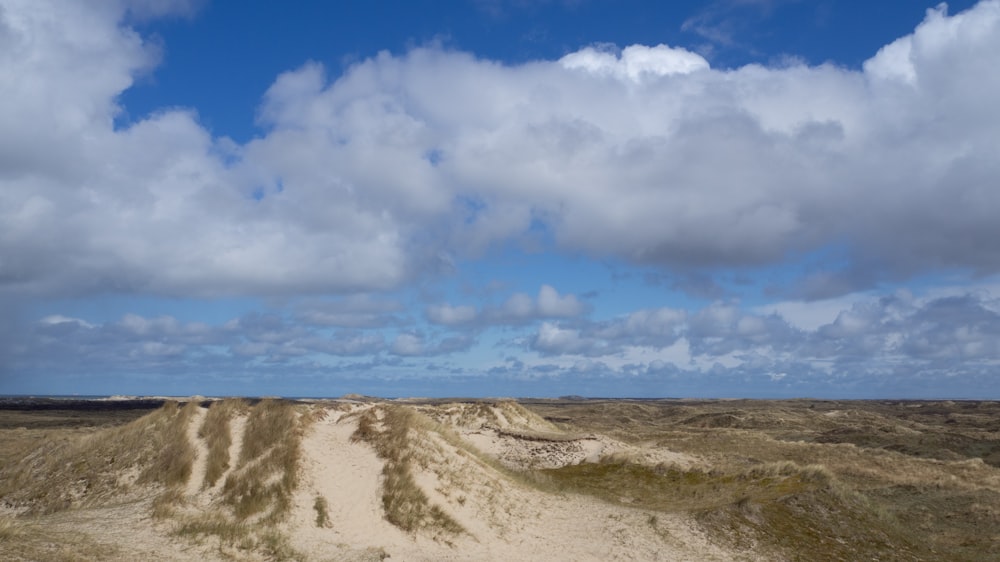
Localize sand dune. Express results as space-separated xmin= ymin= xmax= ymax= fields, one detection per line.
xmin=3 ymin=398 xmax=998 ymax=561
xmin=282 ymin=403 xmax=735 ymax=561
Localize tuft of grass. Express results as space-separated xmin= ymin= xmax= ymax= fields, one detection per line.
xmin=0 ymin=400 xmax=198 ymax=515
xmin=174 ymin=512 xmax=250 ymax=544
xmin=314 ymin=495 xmax=330 ymax=528
xmin=351 ymin=406 xmax=465 ymax=536
xmin=198 ymin=399 xmax=247 ymax=489
xmin=0 ymin=515 xmax=24 ymax=540
xmin=174 ymin=512 xmax=306 ymax=562
xmin=221 ymin=399 xmax=301 ymax=522
xmin=0 ymin=517 xmax=123 ymax=562
xmin=258 ymin=530 xmax=305 ymax=562
xmin=151 ymin=487 xmax=186 ymax=519
xmin=154 ymin=400 xmax=306 ymax=559
xmin=141 ymin=400 xmax=199 ymax=488
xmin=359 ymin=546 xmax=391 ymax=561
xmin=140 ymin=400 xmax=201 ymax=519
xmin=160 ymin=400 xmax=307 ymax=559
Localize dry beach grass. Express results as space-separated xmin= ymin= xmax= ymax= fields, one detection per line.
xmin=0 ymin=397 xmax=998 ymax=560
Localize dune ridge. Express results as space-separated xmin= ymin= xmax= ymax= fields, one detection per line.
xmin=2 ymin=398 xmax=999 ymax=560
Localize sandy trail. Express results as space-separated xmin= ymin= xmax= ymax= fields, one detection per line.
xmin=288 ymin=407 xmax=430 ymax=559
xmin=184 ymin=406 xmax=208 ymax=498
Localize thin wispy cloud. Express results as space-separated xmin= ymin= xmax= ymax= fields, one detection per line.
xmin=681 ymin=0 xmax=789 ymax=52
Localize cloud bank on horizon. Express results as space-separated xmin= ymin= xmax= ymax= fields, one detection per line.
xmin=1 ymin=0 xmax=999 ymax=397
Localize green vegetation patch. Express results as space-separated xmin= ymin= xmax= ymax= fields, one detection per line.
xmin=700 ymin=487 xmax=927 ymax=562
xmin=541 ymin=459 xmax=824 ymax=512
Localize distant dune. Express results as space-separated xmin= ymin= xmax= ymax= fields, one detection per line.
xmin=2 ymin=398 xmax=998 ymax=561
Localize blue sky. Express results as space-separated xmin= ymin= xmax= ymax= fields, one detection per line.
xmin=2 ymin=0 xmax=999 ymax=398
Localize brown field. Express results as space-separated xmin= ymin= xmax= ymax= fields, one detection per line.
xmin=1 ymin=397 xmax=998 ymax=561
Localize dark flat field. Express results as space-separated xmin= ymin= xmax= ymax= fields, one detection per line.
xmin=0 ymin=398 xmax=166 ymax=429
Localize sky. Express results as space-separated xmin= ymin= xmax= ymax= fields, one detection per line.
xmin=2 ymin=0 xmax=999 ymax=398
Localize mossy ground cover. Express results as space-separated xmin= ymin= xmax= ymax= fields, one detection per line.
xmin=523 ymin=399 xmax=1000 ymax=562
xmin=541 ymin=460 xmax=823 ymax=512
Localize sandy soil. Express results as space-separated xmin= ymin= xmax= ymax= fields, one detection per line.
xmin=184 ymin=406 xmax=208 ymax=497
xmin=6 ymin=398 xmax=1000 ymax=561
xmin=281 ymin=404 xmax=742 ymax=561
xmin=2 ymin=401 xmax=751 ymax=561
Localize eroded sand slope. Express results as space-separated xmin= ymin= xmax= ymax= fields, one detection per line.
xmin=1 ymin=399 xmax=745 ymax=561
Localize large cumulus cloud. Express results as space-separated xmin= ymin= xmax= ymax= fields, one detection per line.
xmin=2 ymin=1 xmax=1000 ymax=299
xmin=0 ymin=0 xmax=409 ymax=297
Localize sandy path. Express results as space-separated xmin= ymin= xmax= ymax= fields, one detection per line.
xmin=204 ymin=412 xmax=245 ymax=494
xmin=184 ymin=406 xmax=208 ymax=497
xmin=288 ymin=408 xmax=421 ymax=558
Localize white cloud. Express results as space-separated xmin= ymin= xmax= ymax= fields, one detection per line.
xmin=389 ymin=331 xmax=475 ymax=356
xmin=533 ymin=322 xmax=597 ymax=355
xmin=10 ymin=285 xmax=1000 ymax=395
xmin=426 ymin=285 xmax=586 ymax=326
xmin=536 ymin=284 xmax=584 ymax=317
xmin=499 ymin=293 xmax=535 ymax=319
xmin=864 ymin=35 xmax=916 ymax=84
xmin=426 ymin=285 xmax=585 ymax=326
xmin=2 ymin=0 xmax=1000 ymax=303
xmin=559 ymin=44 xmax=709 ymax=81
xmin=426 ymin=303 xmax=478 ymax=325
xmin=754 ymin=293 xmax=871 ymax=331
xmin=531 ymin=306 xmax=687 ymax=357
xmin=0 ymin=2 xmax=410 ymax=298
xmin=523 ymin=288 xmax=1000 ymax=389
xmin=40 ymin=315 xmax=94 ymax=329
xmin=390 ymin=333 xmax=425 ymax=356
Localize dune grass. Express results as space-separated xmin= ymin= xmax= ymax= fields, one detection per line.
xmin=522 ymin=399 xmax=1000 ymax=561
xmin=163 ymin=399 xmax=307 ymax=560
xmin=3 ymin=398 xmax=995 ymax=561
xmin=540 ymin=457 xmax=833 ymax=512
xmin=0 ymin=402 xmax=201 ymax=560
xmin=220 ymin=398 xmax=301 ymax=522
xmin=314 ymin=495 xmax=330 ymax=528
xmin=0 ymin=516 xmax=121 ymax=562
xmin=0 ymin=400 xmax=198 ymax=515
xmin=198 ymin=398 xmax=247 ymax=489
xmin=351 ymin=405 xmax=465 ymax=537
xmin=0 ymin=514 xmax=23 ymax=540
xmin=141 ymin=400 xmax=199 ymax=489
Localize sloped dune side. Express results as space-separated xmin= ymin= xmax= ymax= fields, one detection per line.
xmin=0 ymin=399 xmax=749 ymax=561
xmin=286 ymin=402 xmax=740 ymax=561
xmin=421 ymin=400 xmax=698 ymax=470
